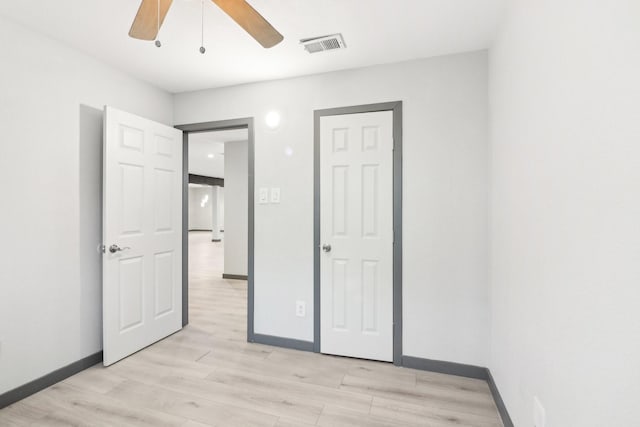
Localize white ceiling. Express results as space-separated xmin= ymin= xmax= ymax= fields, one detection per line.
xmin=188 ymin=128 xmax=247 ymax=178
xmin=0 ymin=0 xmax=505 ymax=93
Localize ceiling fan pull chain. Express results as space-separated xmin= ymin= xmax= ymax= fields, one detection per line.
xmin=199 ymin=0 xmax=206 ymax=54
xmin=155 ymin=0 xmax=161 ymax=47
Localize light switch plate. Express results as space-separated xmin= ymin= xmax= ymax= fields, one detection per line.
xmin=271 ymin=187 xmax=281 ymax=203
xmin=259 ymin=188 xmax=269 ymax=204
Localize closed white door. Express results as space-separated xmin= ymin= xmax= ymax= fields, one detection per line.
xmin=320 ymin=111 xmax=394 ymax=362
xmin=103 ymin=106 xmax=183 ymax=366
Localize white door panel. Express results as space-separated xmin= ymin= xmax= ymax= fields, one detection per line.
xmin=103 ymin=106 xmax=182 ymax=366
xmin=320 ymin=111 xmax=393 ymax=362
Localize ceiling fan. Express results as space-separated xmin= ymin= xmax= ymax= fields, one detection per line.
xmin=129 ymin=0 xmax=284 ymax=48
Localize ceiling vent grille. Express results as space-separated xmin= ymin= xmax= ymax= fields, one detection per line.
xmin=300 ymin=34 xmax=346 ymax=54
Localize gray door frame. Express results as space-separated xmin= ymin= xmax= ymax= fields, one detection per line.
xmin=175 ymin=118 xmax=255 ymax=341
xmin=313 ymin=101 xmax=403 ymax=365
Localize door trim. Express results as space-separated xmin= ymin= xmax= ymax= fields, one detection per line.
xmin=175 ymin=118 xmax=255 ymax=341
xmin=313 ymin=101 xmax=403 ymax=365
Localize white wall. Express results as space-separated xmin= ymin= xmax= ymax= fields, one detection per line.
xmin=174 ymin=52 xmax=489 ymax=365
xmin=217 ymin=187 xmax=225 ymax=231
xmin=0 ymin=16 xmax=173 ymax=394
xmin=188 ymin=186 xmax=214 ymax=230
xmin=224 ymin=141 xmax=249 ymax=277
xmin=489 ymin=1 xmax=640 ymax=425
xmin=211 ymin=186 xmax=223 ymax=241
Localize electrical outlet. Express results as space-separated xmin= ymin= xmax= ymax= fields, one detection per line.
xmin=533 ymin=396 xmax=546 ymax=427
xmin=295 ymin=301 xmax=306 ymax=317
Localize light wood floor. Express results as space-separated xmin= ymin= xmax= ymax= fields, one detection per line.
xmin=0 ymin=232 xmax=503 ymax=426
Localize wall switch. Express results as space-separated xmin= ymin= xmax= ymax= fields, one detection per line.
xmin=270 ymin=187 xmax=281 ymax=203
xmin=533 ymin=396 xmax=546 ymax=427
xmin=295 ymin=301 xmax=306 ymax=317
xmin=259 ymin=188 xmax=269 ymax=204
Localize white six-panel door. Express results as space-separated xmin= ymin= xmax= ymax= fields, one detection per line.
xmin=103 ymin=106 xmax=182 ymax=366
xmin=320 ymin=111 xmax=394 ymax=362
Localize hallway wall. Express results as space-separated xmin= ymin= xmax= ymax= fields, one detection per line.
xmin=224 ymin=141 xmax=249 ymax=277
xmin=189 ymin=186 xmax=214 ymax=231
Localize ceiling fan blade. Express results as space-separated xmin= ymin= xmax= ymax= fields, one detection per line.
xmin=129 ymin=0 xmax=173 ymax=41
xmin=211 ymin=0 xmax=283 ymax=48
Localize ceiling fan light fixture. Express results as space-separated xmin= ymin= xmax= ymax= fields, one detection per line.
xmin=128 ymin=0 xmax=283 ymax=49
xmin=129 ymin=0 xmax=173 ymax=41
xmin=210 ymin=0 xmax=284 ymax=48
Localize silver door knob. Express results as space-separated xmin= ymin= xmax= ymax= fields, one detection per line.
xmin=322 ymin=244 xmax=332 ymax=253
xmin=109 ymin=244 xmax=130 ymax=254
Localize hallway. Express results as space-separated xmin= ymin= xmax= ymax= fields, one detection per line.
xmin=187 ymin=231 xmax=245 ymax=338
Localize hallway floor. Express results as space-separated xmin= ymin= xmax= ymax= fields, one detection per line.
xmin=0 ymin=231 xmax=502 ymax=426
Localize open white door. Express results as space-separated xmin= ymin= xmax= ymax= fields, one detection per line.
xmin=103 ymin=106 xmax=182 ymax=366
xmin=320 ymin=111 xmax=394 ymax=362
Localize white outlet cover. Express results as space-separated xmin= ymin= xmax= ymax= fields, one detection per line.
xmin=270 ymin=187 xmax=281 ymax=203
xmin=533 ymin=396 xmax=546 ymax=427
xmin=259 ymin=188 xmax=269 ymax=204
xmin=295 ymin=300 xmax=306 ymax=317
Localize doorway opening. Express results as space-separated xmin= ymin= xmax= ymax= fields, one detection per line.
xmin=177 ymin=118 xmax=255 ymax=341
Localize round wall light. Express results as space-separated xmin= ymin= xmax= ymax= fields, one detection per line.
xmin=265 ymin=110 xmax=281 ymax=129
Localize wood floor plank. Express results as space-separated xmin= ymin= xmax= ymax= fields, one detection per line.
xmin=129 ymin=349 xmax=216 ymax=378
xmin=182 ymin=420 xmax=215 ymax=427
xmin=198 ymin=350 xmax=347 ymax=389
xmin=153 ymin=375 xmax=324 ymax=425
xmin=340 ymin=373 xmax=499 ymax=418
xmin=416 ymin=370 xmax=492 ymax=394
xmin=345 ymin=361 xmax=418 ymax=388
xmin=0 ymin=401 xmax=49 ymax=426
xmin=206 ymin=367 xmax=373 ymax=414
xmin=105 ymin=354 xmax=212 ymax=386
xmin=107 ymin=379 xmax=278 ymax=427
xmin=142 ymin=338 xmax=212 ymax=362
xmin=273 ymin=418 xmax=317 ymax=427
xmin=61 ymin=364 xmax=127 ymax=394
xmin=317 ymin=404 xmax=419 ymax=427
xmin=371 ymin=396 xmax=502 ymax=427
xmin=20 ymin=383 xmax=188 ymax=427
